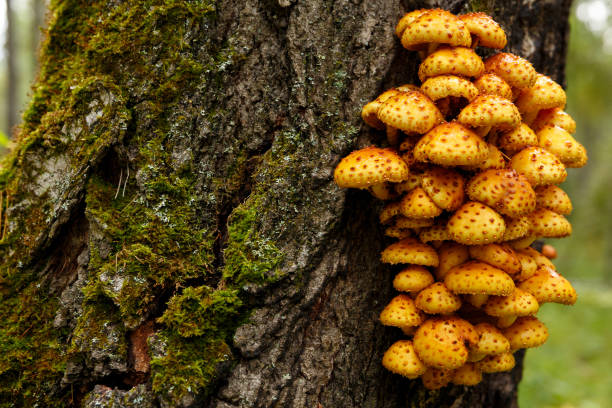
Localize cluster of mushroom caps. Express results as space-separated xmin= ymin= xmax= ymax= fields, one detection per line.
xmin=333 ymin=9 xmax=584 ymax=389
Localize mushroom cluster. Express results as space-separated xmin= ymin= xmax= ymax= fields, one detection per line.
xmin=334 ymin=9 xmax=584 ymax=388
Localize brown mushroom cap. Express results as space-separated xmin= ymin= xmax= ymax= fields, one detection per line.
xmin=537 ymin=125 xmax=587 ymax=167
xmin=413 ymin=317 xmax=472 ymax=370
xmin=471 ymin=323 xmax=510 ymax=355
xmin=334 ymin=146 xmax=409 ymax=189
xmin=414 ymin=122 xmax=489 ymax=167
xmin=435 ymin=242 xmax=470 ymax=280
xmin=396 ymin=9 xmax=429 ymax=38
xmin=382 ymin=340 xmax=427 ymax=379
xmin=418 ymin=47 xmax=484 ymax=82
xmin=473 ymin=73 xmax=513 ymax=100
xmin=498 ymin=122 xmax=538 ymax=154
xmin=445 ymin=261 xmax=515 ymax=296
xmin=361 ymin=89 xmax=402 ymax=130
xmin=421 ymin=75 xmax=479 ymax=102
xmin=484 ymin=53 xmax=537 ymax=89
xmin=518 ymin=265 xmax=577 ymax=305
xmin=421 ymin=367 xmax=453 ymax=390
xmin=400 ymin=187 xmax=444 ymax=219
xmin=483 ymin=288 xmax=539 ymax=317
xmin=451 ymin=363 xmax=483 ymax=386
xmin=378 ymin=91 xmax=444 ymax=134
xmin=447 ymin=201 xmax=506 ymax=245
xmin=457 ymin=94 xmax=521 ymax=131
xmin=394 ymin=265 xmax=435 ymax=292
xmin=421 ymin=167 xmax=466 ymax=211
xmin=468 ymin=243 xmax=521 ymax=276
xmin=379 ymin=294 xmax=425 ymax=328
xmin=528 ymin=208 xmax=572 ymax=238
xmin=415 ymin=282 xmax=463 ymax=314
xmin=478 ymin=352 xmax=516 ymax=373
xmin=515 ymin=74 xmax=567 ymax=116
xmin=535 ymin=184 xmax=572 ymax=214
xmin=381 ymin=238 xmax=439 ymax=266
xmin=532 ymin=107 xmax=576 ymax=134
xmin=502 ymin=316 xmax=549 ymax=350
xmin=459 ymin=12 xmax=507 ymax=49
xmin=401 ymin=9 xmax=472 ymax=51
xmin=510 ymin=147 xmax=567 ymax=187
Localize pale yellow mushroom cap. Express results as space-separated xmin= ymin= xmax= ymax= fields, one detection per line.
xmin=334 ymin=146 xmax=409 ymax=189
xmin=445 ymin=261 xmax=515 ymax=296
xmin=473 ymin=73 xmax=513 ymax=100
xmin=461 ymin=143 xmax=506 ymax=172
xmin=401 ymin=9 xmax=472 ymax=51
xmin=498 ymin=122 xmax=538 ymax=154
xmin=418 ymin=47 xmax=484 ymax=82
xmin=421 ymin=367 xmax=453 ymax=390
xmin=518 ymin=265 xmax=577 ymax=305
xmin=478 ymin=352 xmax=516 ymax=373
xmin=399 ymin=187 xmax=444 ymax=219
xmin=510 ymin=147 xmax=567 ymax=187
xmin=382 ymin=340 xmax=427 ymax=379
xmin=535 ymin=184 xmax=572 ymax=215
xmin=457 ymin=94 xmax=521 ymax=131
xmin=483 ymin=288 xmax=539 ymax=317
xmin=484 ymin=53 xmax=537 ymax=89
xmin=515 ymin=74 xmax=567 ymax=115
xmin=537 ymin=125 xmax=587 ymax=168
xmin=435 ymin=242 xmax=470 ymax=280
xmin=459 ymin=12 xmax=507 ymax=49
xmin=421 ymin=75 xmax=479 ymax=103
xmin=377 ymin=91 xmax=444 ymax=134
xmin=471 ymin=323 xmax=510 ymax=355
xmin=447 ymin=201 xmax=506 ymax=245
xmin=396 ymin=9 xmax=429 ymax=38
xmin=531 ymin=107 xmax=576 ymax=134
xmin=502 ymin=216 xmax=531 ymax=241
xmin=415 ymin=282 xmax=462 ymax=314
xmin=502 ymin=316 xmax=549 ymax=351
xmin=468 ymin=243 xmax=521 ymax=276
xmin=419 ymin=223 xmax=450 ymax=243
xmin=451 ymin=363 xmax=483 ymax=386
xmin=381 ymin=238 xmax=439 ymax=267
xmin=361 ymin=89 xmax=402 ymax=130
xmin=519 ymin=247 xmax=557 ymax=270
xmin=527 ymin=208 xmax=572 ymax=238
xmin=413 ymin=317 xmax=472 ymax=370
xmin=393 ymin=265 xmax=435 ymax=292
xmin=379 ymin=294 xmax=425 ymax=328
xmin=394 ymin=172 xmax=421 ymax=195
xmin=421 ymin=167 xmax=465 ymax=211
xmin=414 ymin=122 xmax=489 ymax=167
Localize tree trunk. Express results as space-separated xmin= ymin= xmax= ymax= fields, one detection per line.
xmin=0 ymin=0 xmax=571 ymax=407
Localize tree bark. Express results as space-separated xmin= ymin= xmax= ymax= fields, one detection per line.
xmin=0 ymin=0 xmax=571 ymax=407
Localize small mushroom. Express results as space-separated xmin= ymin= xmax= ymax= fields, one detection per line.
xmin=459 ymin=12 xmax=507 ymax=49
xmin=418 ymin=46 xmax=484 ymax=82
xmin=414 ymin=122 xmax=489 ymax=167
xmin=478 ymin=352 xmax=516 ymax=373
xmin=399 ymin=187 xmax=444 ymax=219
xmin=377 ymin=91 xmax=444 ymax=137
xmin=457 ymin=94 xmax=521 ymax=137
xmin=384 ymin=225 xmax=413 ymax=239
xmin=379 ymin=294 xmax=425 ymax=328
xmin=484 ymin=53 xmax=537 ymax=90
xmin=451 ymin=363 xmax=483 ymax=386
xmin=470 ymin=322 xmax=510 ymax=358
xmin=527 ymin=208 xmax=572 ymax=238
xmin=518 ymin=265 xmax=577 ymax=305
xmin=382 ymin=340 xmax=427 ymax=378
xmin=473 ymin=73 xmax=513 ymax=100
xmin=421 ymin=75 xmax=479 ymax=117
xmin=461 ymin=143 xmax=506 ymax=172
xmin=380 ymin=201 xmax=401 ymax=224
xmin=393 ymin=266 xmax=435 ymax=293
xmin=445 ymin=261 xmax=515 ymax=296
xmin=447 ymin=201 xmax=506 ymax=245
xmin=435 ymin=242 xmax=470 ymax=280
xmin=510 ymin=146 xmax=567 ymax=187
xmin=466 ymin=169 xmax=536 ymax=218
xmin=421 ymin=367 xmax=453 ymax=390
xmin=420 ymin=167 xmax=466 ymax=211
xmin=535 ymin=184 xmax=573 ymax=215
xmin=483 ymin=288 xmax=539 ymax=318
xmin=413 ymin=317 xmax=473 ymax=370
xmin=498 ymin=122 xmax=538 ymax=155
xmin=515 ymin=74 xmax=567 ymax=125
xmin=531 ymin=107 xmax=576 ymax=134
xmin=502 ymin=316 xmax=549 ymax=351
xmin=513 ymin=250 xmax=538 ymax=281
xmin=334 ymin=146 xmax=409 ymax=189
xmin=415 ymin=282 xmax=463 ymax=314
xmin=501 ymin=216 xmax=531 ymax=241
xmin=537 ymin=125 xmax=587 ymax=168
xmin=381 ymin=237 xmax=439 ymax=267
xmin=468 ymin=243 xmax=521 ymax=277
xmin=419 ymin=222 xmax=450 ymax=243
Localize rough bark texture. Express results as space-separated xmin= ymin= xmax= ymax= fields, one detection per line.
xmin=0 ymin=0 xmax=571 ymax=407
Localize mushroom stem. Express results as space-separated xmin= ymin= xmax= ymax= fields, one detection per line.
xmin=476 ymin=126 xmax=492 ymax=138
xmin=427 ymin=42 xmax=440 ymax=56
xmin=470 ymin=36 xmax=480 ymax=49
xmin=437 ymin=97 xmax=451 ymax=118
xmin=522 ymin=110 xmax=538 ymax=126
xmin=387 ymin=126 xmax=400 ymax=146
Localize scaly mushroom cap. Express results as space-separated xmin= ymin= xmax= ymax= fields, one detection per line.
xmin=498 ymin=122 xmax=538 ymax=154
xmin=535 ymin=184 xmax=572 ymax=214
xmin=447 ymin=202 xmax=506 ymax=245
xmin=445 ymin=261 xmax=515 ymax=295
xmin=508 ymin=234 xmax=537 ymax=250
xmin=473 ymin=73 xmax=513 ymax=100
xmin=421 ymin=368 xmax=453 ymax=390
xmin=385 ymin=226 xmax=412 ymax=239
xmin=419 ymin=223 xmax=450 ymax=243
xmin=368 ymin=182 xmax=398 ymax=200
xmin=414 ymin=122 xmax=489 ymax=166
xmin=334 ymin=146 xmax=409 ymax=189
xmin=462 ymin=143 xmax=506 ymax=171
xmin=415 ymin=282 xmax=463 ymax=314
xmin=394 ymin=265 xmax=435 ymax=292
xmin=466 ymin=169 xmax=537 ymax=218
xmin=451 ymin=363 xmax=483 ymax=386
xmin=565 ymin=151 xmax=588 ymax=168
xmin=537 ymin=125 xmax=587 ymax=167
xmin=468 ymin=244 xmax=521 ymax=276
xmin=503 ymin=316 xmax=549 ymax=350
xmin=483 ymin=288 xmax=539 ymax=317
xmin=465 ymin=294 xmax=489 ymax=308
xmin=531 ymin=107 xmax=576 ymax=134
xmin=478 ymin=352 xmax=516 ymax=373
xmin=381 ymin=238 xmax=439 ymax=266
xmin=446 ymin=316 xmax=479 ymax=346
xmin=459 ymin=12 xmax=507 ymax=49
xmin=361 ymin=89 xmax=402 ymax=130
xmin=394 ymin=173 xmax=421 ymax=194
xmin=400 ymin=187 xmax=444 ymax=219
xmin=418 ymin=47 xmax=484 ymax=82
xmin=519 ymin=247 xmax=557 ymax=270
xmin=377 ymin=91 xmax=444 ymax=134
xmin=502 ymin=216 xmax=531 ymax=241
xmin=380 ymin=201 xmax=401 ymax=224
xmin=401 ymin=9 xmax=472 ymax=51
xmin=421 ymin=75 xmax=479 ymax=103
xmin=379 ymin=294 xmax=425 ymax=328
xmin=435 ymin=242 xmax=470 ymax=280
xmin=413 ymin=317 xmax=472 ymax=369
xmin=395 ymin=216 xmax=435 ymax=229
xmin=510 ymin=147 xmax=567 ymax=187
xmin=515 ymin=74 xmax=567 ymax=115
xmin=382 ymin=340 xmax=427 ymax=379
xmin=457 ymin=94 xmax=521 ymax=130
xmin=421 ymin=167 xmax=466 ymax=211
xmin=396 ymin=9 xmax=429 ymax=38
xmin=471 ymin=323 xmax=510 ymax=355
xmin=514 ymin=250 xmax=538 ymax=281
xmin=528 ymin=208 xmax=572 ymax=238
xmin=484 ymin=53 xmax=537 ymax=89
xmin=518 ymin=265 xmax=577 ymax=305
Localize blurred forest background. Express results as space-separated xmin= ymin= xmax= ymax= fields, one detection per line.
xmin=0 ymin=1 xmax=609 ymax=407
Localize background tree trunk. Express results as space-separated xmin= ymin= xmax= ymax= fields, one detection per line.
xmin=0 ymin=0 xmax=571 ymax=407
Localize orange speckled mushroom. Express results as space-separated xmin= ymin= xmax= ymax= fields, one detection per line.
xmin=518 ymin=265 xmax=577 ymax=305
xmin=451 ymin=363 xmax=482 ymax=386
xmin=381 ymin=237 xmax=439 ymax=267
xmin=473 ymin=73 xmax=513 ymax=100
xmin=379 ymin=294 xmax=425 ymax=328
xmin=435 ymin=242 xmax=470 ymax=280
xmin=421 ymin=167 xmax=466 ymax=211
xmin=510 ymin=147 xmax=567 ymax=187
xmin=513 ymin=250 xmax=538 ymax=281
xmin=384 ymin=226 xmax=413 ymax=239
xmin=528 ymin=208 xmax=572 ymax=238
xmin=421 ymin=75 xmax=479 ymax=103
xmin=361 ymin=89 xmax=401 ymax=130
xmin=415 ymin=282 xmax=462 ymax=314
xmin=483 ymin=288 xmax=539 ymax=318
xmin=446 ymin=316 xmax=479 ymax=346
xmin=519 ymin=247 xmax=557 ymax=270
xmin=421 ymin=368 xmax=453 ymax=390
xmin=502 ymin=316 xmax=549 ymax=351
xmin=368 ymin=182 xmax=398 ymax=200
xmin=457 ymin=94 xmax=521 ymax=134
xmin=502 ymin=216 xmax=531 ymax=241
xmin=508 ymin=234 xmax=537 ymax=250
xmin=382 ymin=340 xmax=427 ymax=379
xmin=401 ymin=9 xmax=471 ymax=51
xmin=466 ymin=169 xmax=537 ymax=218
xmin=334 ymin=146 xmax=409 ymax=189
xmin=498 ymin=123 xmax=538 ymax=155
xmin=447 ymin=201 xmax=506 ymax=245
xmin=378 ymin=91 xmax=444 ymax=134
xmin=400 ymin=187 xmax=444 ymax=219
xmin=462 ymin=143 xmax=506 ymax=172
xmin=468 ymin=244 xmax=521 ymax=276
xmin=471 ymin=323 xmax=510 ymax=356
xmin=395 ymin=216 xmax=435 ymax=229
xmin=380 ymin=201 xmax=401 ymax=224
xmin=395 ymin=9 xmax=429 ymax=38
xmin=419 ymin=223 xmax=450 ymax=243
xmin=531 ymin=107 xmax=576 ymax=134
xmin=537 ymin=125 xmax=588 ymax=168
xmin=515 ymin=74 xmax=567 ymax=124
xmin=465 ymin=294 xmax=489 ymax=308
xmin=394 ymin=173 xmax=421 ymax=195
xmin=413 ymin=317 xmax=472 ymax=370
xmin=445 ymin=261 xmax=515 ymax=296
xmin=459 ymin=12 xmax=507 ymax=49
xmin=484 ymin=53 xmax=537 ymax=90
xmin=478 ymin=352 xmax=516 ymax=373
xmin=394 ymin=265 xmax=435 ymax=293
xmin=418 ymin=47 xmax=484 ymax=82
xmin=414 ymin=122 xmax=489 ymax=167
xmin=535 ymin=184 xmax=572 ymax=214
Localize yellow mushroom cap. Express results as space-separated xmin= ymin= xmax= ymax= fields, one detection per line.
xmin=457 ymin=94 xmax=521 ymax=130
xmin=465 ymin=293 xmax=490 ymax=308
xmin=473 ymin=73 xmax=513 ymax=100
xmin=361 ymin=89 xmax=402 ymax=130
xmin=381 ymin=238 xmax=439 ymax=267
xmin=419 ymin=223 xmax=450 ymax=243
xmin=513 ymin=250 xmax=538 ymax=281
xmin=451 ymin=363 xmax=483 ymax=386
xmin=393 ymin=265 xmax=435 ymax=292
xmin=368 ymin=182 xmax=398 ymax=200
xmin=377 ymin=91 xmax=444 ymax=134
xmin=527 ymin=208 xmax=572 ymax=238
xmin=395 ymin=9 xmax=429 ymax=38
xmin=384 ymin=226 xmax=412 ymax=239
xmin=334 ymin=146 xmax=409 ymax=189
xmin=399 ymin=187 xmax=444 ymax=219
xmin=459 ymin=12 xmax=507 ymax=49
xmin=498 ymin=122 xmax=538 ymax=154
xmin=380 ymin=201 xmax=401 ymax=224
xmin=466 ymin=169 xmax=537 ymax=218
xmin=537 ymin=125 xmax=587 ymax=167
xmin=478 ymin=352 xmax=516 ymax=373
xmin=462 ymin=143 xmax=506 ymax=172
xmin=379 ymin=294 xmax=425 ymax=328
xmin=483 ymin=288 xmax=539 ymax=317
xmin=401 ymin=9 xmax=472 ymax=51
xmin=471 ymin=323 xmax=510 ymax=355
xmin=484 ymin=53 xmax=537 ymax=89
xmin=395 ymin=216 xmax=435 ymax=229
xmin=415 ymin=282 xmax=463 ymax=314
xmin=518 ymin=265 xmax=577 ymax=305
xmin=510 ymin=147 xmax=567 ymax=187
xmin=382 ymin=340 xmax=427 ymax=379
xmin=421 ymin=367 xmax=453 ymax=390
xmin=421 ymin=75 xmax=479 ymax=102
xmin=413 ymin=317 xmax=472 ymax=370
xmin=414 ymin=122 xmax=489 ymax=167
xmin=502 ymin=216 xmax=531 ymax=241
xmin=535 ymin=184 xmax=572 ymax=215
xmin=418 ymin=47 xmax=484 ymax=82
xmin=508 ymin=234 xmax=537 ymax=250
xmin=420 ymin=167 xmax=465 ymax=211
xmin=531 ymin=107 xmax=576 ymax=134
xmin=515 ymin=74 xmax=567 ymax=115
xmin=394 ymin=173 xmax=421 ymax=195
xmin=435 ymin=242 xmax=470 ymax=280
xmin=518 ymin=247 xmax=557 ymax=270
xmin=468 ymin=244 xmax=521 ymax=276
xmin=445 ymin=261 xmax=515 ymax=296
xmin=502 ymin=316 xmax=549 ymax=350
xmin=447 ymin=202 xmax=506 ymax=245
